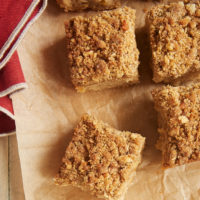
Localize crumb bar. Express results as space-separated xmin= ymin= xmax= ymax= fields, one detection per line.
xmin=65 ymin=7 xmax=140 ymax=92
xmin=146 ymin=1 xmax=200 ymax=84
xmin=54 ymin=114 xmax=145 ymax=200
xmin=152 ymin=84 xmax=200 ymax=168
xmin=57 ymin=0 xmax=121 ymax=12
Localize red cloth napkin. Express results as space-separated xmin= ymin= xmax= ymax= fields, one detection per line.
xmin=0 ymin=0 xmax=47 ymax=136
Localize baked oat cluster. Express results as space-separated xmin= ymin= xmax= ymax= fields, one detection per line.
xmin=55 ymin=114 xmax=145 ymax=200
xmin=147 ymin=1 xmax=200 ymax=83
xmin=65 ymin=7 xmax=139 ymax=92
xmin=57 ymin=0 xmax=121 ymax=12
xmin=152 ymin=84 xmax=200 ymax=168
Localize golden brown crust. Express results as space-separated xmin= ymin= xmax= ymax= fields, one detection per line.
xmin=65 ymin=7 xmax=140 ymax=92
xmin=152 ymin=83 xmax=200 ymax=168
xmin=146 ymin=1 xmax=200 ymax=83
xmin=56 ymin=0 xmax=121 ymax=12
xmin=54 ymin=114 xmax=145 ymax=200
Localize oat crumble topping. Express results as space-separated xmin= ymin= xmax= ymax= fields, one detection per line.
xmin=54 ymin=114 xmax=145 ymax=199
xmin=57 ymin=0 xmax=121 ymax=12
xmin=152 ymin=83 xmax=200 ymax=168
xmin=147 ymin=1 xmax=200 ymax=83
xmin=65 ymin=7 xmax=140 ymax=92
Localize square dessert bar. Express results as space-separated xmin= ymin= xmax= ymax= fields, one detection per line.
xmin=54 ymin=114 xmax=145 ymax=200
xmin=57 ymin=0 xmax=121 ymax=12
xmin=65 ymin=7 xmax=140 ymax=92
xmin=147 ymin=1 xmax=200 ymax=84
xmin=152 ymin=84 xmax=200 ymax=168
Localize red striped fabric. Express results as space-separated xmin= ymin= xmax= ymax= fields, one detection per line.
xmin=0 ymin=0 xmax=46 ymax=135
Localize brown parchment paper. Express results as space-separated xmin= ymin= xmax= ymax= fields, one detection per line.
xmin=12 ymin=0 xmax=200 ymax=199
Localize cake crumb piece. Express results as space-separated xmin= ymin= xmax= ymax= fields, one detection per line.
xmin=54 ymin=114 xmax=145 ymax=200
xmin=65 ymin=7 xmax=140 ymax=92
xmin=146 ymin=1 xmax=200 ymax=84
xmin=152 ymin=83 xmax=200 ymax=168
xmin=57 ymin=0 xmax=121 ymax=12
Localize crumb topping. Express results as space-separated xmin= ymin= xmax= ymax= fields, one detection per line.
xmin=55 ymin=114 xmax=145 ymax=199
xmin=147 ymin=1 xmax=200 ymax=83
xmin=65 ymin=7 xmax=139 ymax=91
xmin=57 ymin=0 xmax=121 ymax=12
xmin=152 ymin=84 xmax=200 ymax=167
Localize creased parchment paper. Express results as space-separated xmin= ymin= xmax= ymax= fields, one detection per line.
xmin=13 ymin=0 xmax=200 ymax=199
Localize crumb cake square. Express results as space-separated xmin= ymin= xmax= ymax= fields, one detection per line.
xmin=65 ymin=7 xmax=140 ymax=92
xmin=54 ymin=114 xmax=145 ymax=200
xmin=57 ymin=0 xmax=121 ymax=12
xmin=146 ymin=1 xmax=200 ymax=84
xmin=152 ymin=84 xmax=200 ymax=168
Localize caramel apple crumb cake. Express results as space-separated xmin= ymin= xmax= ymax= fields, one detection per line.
xmin=54 ymin=114 xmax=145 ymax=200
xmin=65 ymin=7 xmax=140 ymax=92
xmin=56 ymin=0 xmax=121 ymax=12
xmin=146 ymin=1 xmax=200 ymax=84
xmin=152 ymin=84 xmax=200 ymax=168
